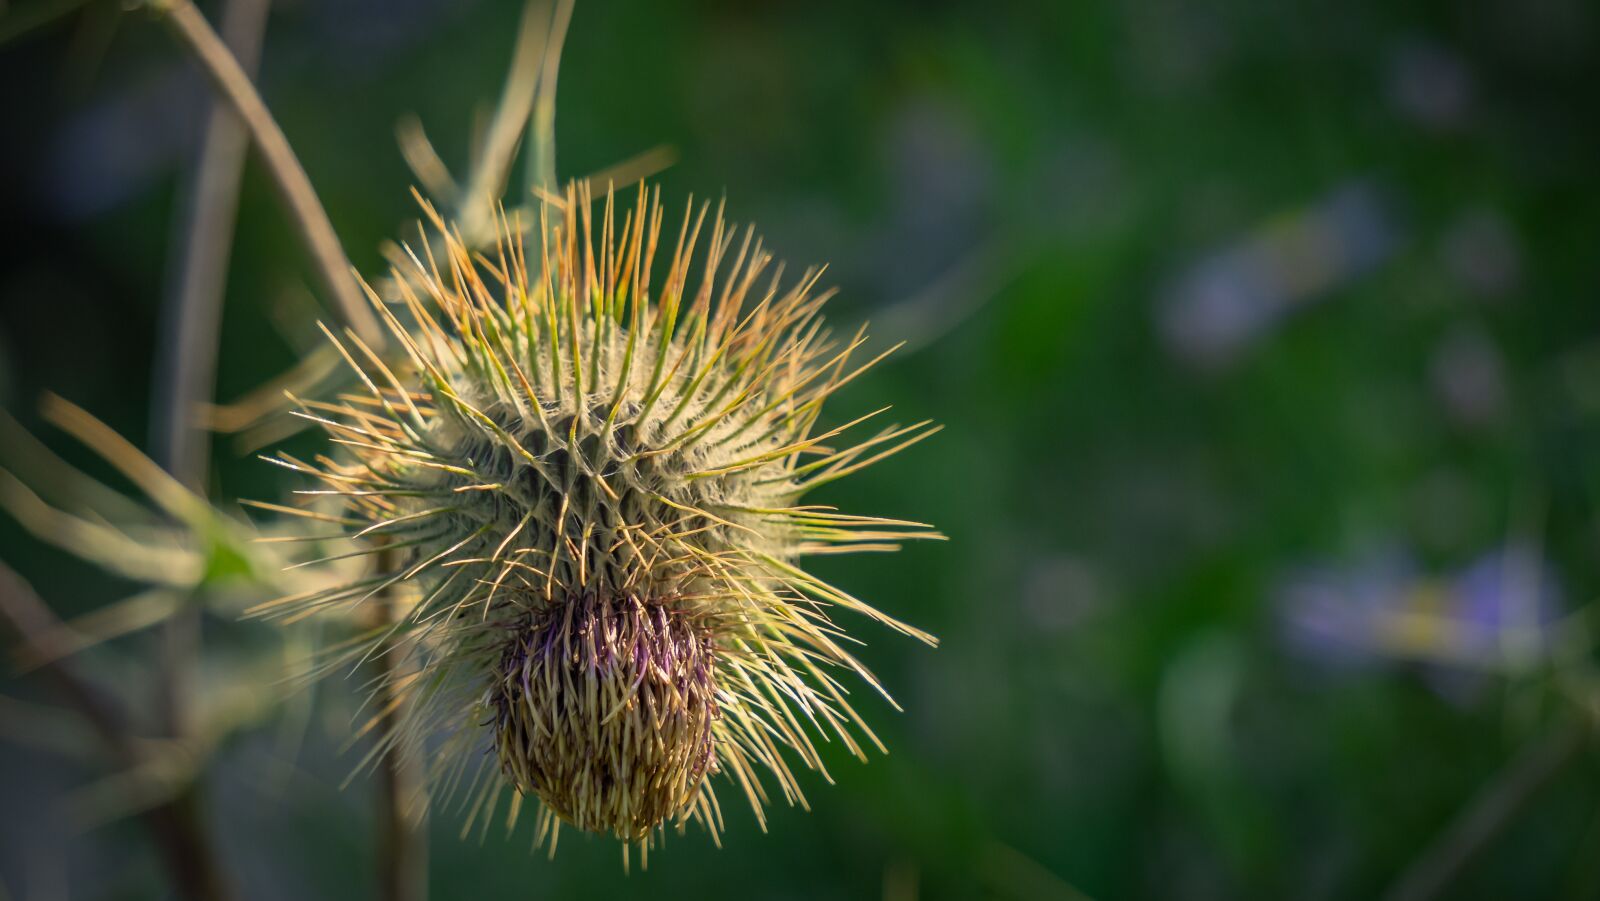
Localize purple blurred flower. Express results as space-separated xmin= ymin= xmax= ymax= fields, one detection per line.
xmin=1159 ymin=181 xmax=1398 ymax=366
xmin=1278 ymin=545 xmax=1562 ymax=699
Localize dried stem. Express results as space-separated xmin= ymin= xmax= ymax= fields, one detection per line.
xmin=526 ymin=0 xmax=574 ymax=194
xmin=152 ymin=0 xmax=269 ymax=491
xmin=151 ymin=0 xmax=269 ymax=751
xmin=143 ymin=0 xmax=384 ymax=348
xmin=376 ymin=661 xmax=428 ymax=901
xmin=0 ymin=561 xmax=236 ymax=901
xmin=143 ymin=4 xmax=271 ymax=898
xmin=374 ymin=545 xmax=427 ymax=901
xmin=457 ymin=0 xmax=552 ymax=243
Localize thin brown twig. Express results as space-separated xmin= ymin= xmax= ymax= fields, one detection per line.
xmin=144 ymin=0 xmax=385 ymax=349
xmin=0 ymin=561 xmax=236 ymax=901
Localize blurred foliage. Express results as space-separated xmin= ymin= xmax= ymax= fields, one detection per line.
xmin=3 ymin=0 xmax=1600 ymax=899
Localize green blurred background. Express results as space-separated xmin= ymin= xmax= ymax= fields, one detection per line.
xmin=3 ymin=0 xmax=1600 ymax=898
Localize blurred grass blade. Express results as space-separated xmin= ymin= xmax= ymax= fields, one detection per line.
xmin=0 ymin=406 xmax=152 ymax=525
xmin=0 ymin=467 xmax=202 ymax=585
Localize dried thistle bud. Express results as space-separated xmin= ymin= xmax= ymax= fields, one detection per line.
xmin=263 ymin=182 xmax=941 ymax=853
xmin=490 ymin=593 xmax=719 ymax=840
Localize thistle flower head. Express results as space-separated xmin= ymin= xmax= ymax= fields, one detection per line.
xmin=264 ymin=182 xmax=940 ymax=852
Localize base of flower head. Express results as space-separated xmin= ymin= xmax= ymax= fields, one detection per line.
xmin=489 ymin=591 xmax=720 ymax=841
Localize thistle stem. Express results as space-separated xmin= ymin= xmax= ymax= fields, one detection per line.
xmin=374 ymin=545 xmax=427 ymax=901
xmin=144 ymin=0 xmax=384 ymax=349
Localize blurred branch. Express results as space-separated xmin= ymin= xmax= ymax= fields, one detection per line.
xmin=1385 ymin=719 xmax=1590 ymax=901
xmin=580 ymin=144 xmax=678 ymax=194
xmin=396 ymin=114 xmax=457 ymax=205
xmin=42 ymin=393 xmax=212 ymax=529
xmin=0 ymin=561 xmax=235 ymax=901
xmin=412 ymin=0 xmax=668 ymax=253
xmin=197 ymin=344 xmax=340 ymax=450
xmin=375 ymin=664 xmax=427 ymax=901
xmin=0 ymin=407 xmax=150 ymax=525
xmin=526 ymin=0 xmax=573 ymax=195
xmin=143 ymin=0 xmax=385 ymax=349
xmin=144 ymin=14 xmax=269 ymax=885
xmin=373 ymin=545 xmax=427 ymax=901
xmin=457 ymin=0 xmax=552 ymax=242
xmin=151 ymin=0 xmax=269 ymax=781
xmin=152 ymin=0 xmax=269 ymax=492
xmin=12 ymin=588 xmax=182 ymax=674
xmin=0 ymin=465 xmax=202 ymax=586
xmin=0 ymin=564 xmax=125 ymax=747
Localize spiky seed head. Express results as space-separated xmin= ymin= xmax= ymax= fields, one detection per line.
xmin=262 ymin=181 xmax=941 ymax=852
